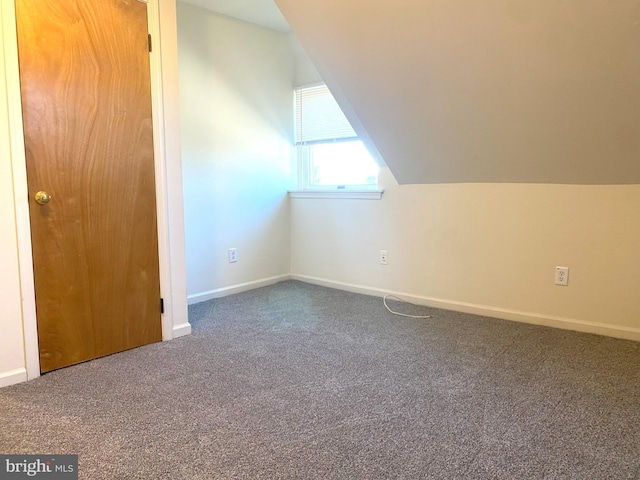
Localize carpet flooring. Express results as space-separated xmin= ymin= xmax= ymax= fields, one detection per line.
xmin=1 ymin=280 xmax=639 ymax=479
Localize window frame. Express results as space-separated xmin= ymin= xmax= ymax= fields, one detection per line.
xmin=296 ymin=141 xmax=380 ymax=191
xmin=291 ymin=83 xmax=383 ymax=198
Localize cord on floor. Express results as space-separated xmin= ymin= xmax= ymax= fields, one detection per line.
xmin=383 ymin=295 xmax=433 ymax=319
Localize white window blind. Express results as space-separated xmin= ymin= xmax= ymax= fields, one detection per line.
xmin=295 ymin=84 xmax=357 ymax=145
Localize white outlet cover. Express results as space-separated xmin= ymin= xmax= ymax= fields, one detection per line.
xmin=555 ymin=266 xmax=569 ymax=286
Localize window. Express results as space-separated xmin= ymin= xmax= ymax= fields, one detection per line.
xmin=294 ymin=84 xmax=379 ymax=191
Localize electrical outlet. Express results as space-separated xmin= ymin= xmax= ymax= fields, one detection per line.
xmin=228 ymin=248 xmax=237 ymax=263
xmin=555 ymin=266 xmax=569 ymax=286
xmin=379 ymin=250 xmax=388 ymax=265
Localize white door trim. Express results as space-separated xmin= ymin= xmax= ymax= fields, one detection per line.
xmin=147 ymin=0 xmax=175 ymax=343
xmin=2 ymin=0 xmax=39 ymax=381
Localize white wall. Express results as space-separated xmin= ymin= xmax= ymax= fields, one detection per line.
xmin=280 ymin=0 xmax=640 ymax=340
xmin=177 ymin=3 xmax=294 ymax=303
xmin=288 ymin=34 xmax=640 ymax=339
xmin=291 ymin=171 xmax=640 ymax=340
xmin=289 ymin=34 xmax=320 ymax=87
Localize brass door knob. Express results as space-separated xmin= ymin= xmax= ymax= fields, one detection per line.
xmin=35 ymin=191 xmax=52 ymax=205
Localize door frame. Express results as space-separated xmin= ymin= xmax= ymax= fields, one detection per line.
xmin=3 ymin=0 xmax=189 ymax=380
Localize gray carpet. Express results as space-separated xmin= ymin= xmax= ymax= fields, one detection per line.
xmin=1 ymin=280 xmax=638 ymax=479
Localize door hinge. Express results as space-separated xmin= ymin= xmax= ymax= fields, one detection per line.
xmin=160 ymin=297 xmax=164 ymax=314
xmin=148 ymin=34 xmax=152 ymax=52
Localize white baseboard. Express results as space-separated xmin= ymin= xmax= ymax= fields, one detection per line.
xmin=0 ymin=368 xmax=28 ymax=388
xmin=291 ymin=274 xmax=640 ymax=342
xmin=187 ymin=274 xmax=291 ymax=305
xmin=172 ymin=322 xmax=192 ymax=338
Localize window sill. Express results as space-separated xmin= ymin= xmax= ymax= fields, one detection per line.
xmin=288 ymin=190 xmax=384 ymax=200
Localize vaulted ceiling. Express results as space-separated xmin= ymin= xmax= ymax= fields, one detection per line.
xmin=274 ymin=0 xmax=640 ymax=184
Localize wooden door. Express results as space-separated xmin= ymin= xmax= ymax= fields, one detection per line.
xmin=15 ymin=0 xmax=162 ymax=373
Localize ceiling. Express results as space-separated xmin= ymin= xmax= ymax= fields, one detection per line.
xmin=178 ymin=0 xmax=291 ymax=32
xmin=275 ymin=0 xmax=640 ymax=184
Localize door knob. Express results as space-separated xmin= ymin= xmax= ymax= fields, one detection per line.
xmin=35 ymin=191 xmax=52 ymax=205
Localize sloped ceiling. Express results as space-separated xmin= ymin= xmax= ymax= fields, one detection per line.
xmin=179 ymin=0 xmax=290 ymax=32
xmin=274 ymin=0 xmax=640 ymax=184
